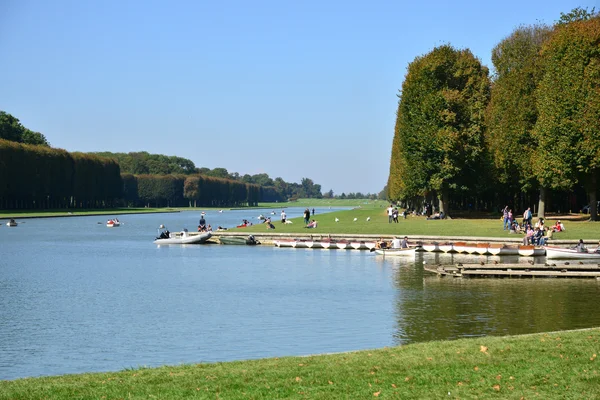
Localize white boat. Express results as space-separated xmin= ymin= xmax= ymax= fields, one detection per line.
xmin=317 ymin=240 xmax=335 ymax=249
xmin=475 ymin=243 xmax=491 ymax=255
xmin=487 ymin=243 xmax=505 ymax=255
xmin=421 ymin=243 xmax=439 ymax=252
xmin=438 ymin=243 xmax=454 ymax=253
xmin=364 ymin=241 xmax=377 ymax=250
xmin=374 ymin=248 xmax=416 ymax=257
xmin=106 ymin=219 xmax=120 ymax=228
xmin=350 ymin=241 xmax=370 ymax=250
xmin=545 ymin=246 xmax=600 ymax=260
xmin=517 ymin=245 xmax=545 ymax=257
xmin=452 ymin=242 xmax=468 ymax=254
xmin=498 ymin=245 xmax=520 ymax=256
xmin=336 ymin=241 xmax=351 ymax=250
xmin=154 ymin=231 xmax=211 ymax=245
xmin=274 ymin=239 xmax=296 ymax=248
xmin=6 ymin=220 xmax=17 ymax=227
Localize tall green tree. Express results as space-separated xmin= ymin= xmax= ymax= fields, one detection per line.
xmin=486 ymin=24 xmax=552 ymax=215
xmin=0 ymin=111 xmax=49 ymax=146
xmin=389 ymin=45 xmax=491 ymax=216
xmin=533 ymin=15 xmax=600 ymax=220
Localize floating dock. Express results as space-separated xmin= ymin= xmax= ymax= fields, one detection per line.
xmin=424 ymin=262 xmax=600 ymax=279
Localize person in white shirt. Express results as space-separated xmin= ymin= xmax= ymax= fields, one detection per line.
xmin=387 ymin=205 xmax=394 ymax=223
xmin=391 ymin=236 xmax=401 ymax=249
xmin=281 ymin=210 xmax=286 ymax=224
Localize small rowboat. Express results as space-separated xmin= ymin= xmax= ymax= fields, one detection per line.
xmin=274 ymin=240 xmax=296 ymax=248
xmin=421 ymin=243 xmax=439 ymax=252
xmin=336 ymin=241 xmax=351 ymax=250
xmin=317 ymin=240 xmax=335 ymax=249
xmin=545 ymin=246 xmax=600 ymax=260
xmin=452 ymin=242 xmax=468 ymax=254
xmin=438 ymin=243 xmax=454 ymax=253
xmin=517 ymin=245 xmax=545 ymax=257
xmin=374 ymin=248 xmax=416 ymax=257
xmin=107 ymin=219 xmax=120 ymax=228
xmin=6 ymin=220 xmax=18 ymax=227
xmin=487 ymin=243 xmax=505 ymax=255
xmin=295 ymin=240 xmax=314 ymax=249
xmin=474 ymin=243 xmax=490 ymax=255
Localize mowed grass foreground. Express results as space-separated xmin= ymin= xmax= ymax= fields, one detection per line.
xmin=242 ymin=206 xmax=600 ymax=240
xmin=2 ymin=329 xmax=599 ymax=399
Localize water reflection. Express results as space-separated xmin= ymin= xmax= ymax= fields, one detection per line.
xmin=382 ymin=251 xmax=600 ymax=346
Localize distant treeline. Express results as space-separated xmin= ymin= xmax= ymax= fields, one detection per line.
xmin=93 ymin=151 xmax=323 ymax=201
xmin=0 ymin=140 xmax=261 ymax=209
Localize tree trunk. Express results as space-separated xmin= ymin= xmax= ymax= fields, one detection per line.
xmin=590 ymin=172 xmax=598 ymax=221
xmin=438 ymin=187 xmax=450 ymax=218
xmin=537 ymin=186 xmax=547 ymax=219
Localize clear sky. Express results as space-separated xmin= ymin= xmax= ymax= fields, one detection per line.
xmin=1 ymin=0 xmax=595 ymax=195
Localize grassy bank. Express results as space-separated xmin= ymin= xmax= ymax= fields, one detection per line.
xmin=241 ymin=206 xmax=600 ymax=240
xmin=2 ymin=328 xmax=599 ymax=399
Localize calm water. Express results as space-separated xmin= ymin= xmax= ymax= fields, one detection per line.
xmin=2 ymin=208 xmax=600 ymax=380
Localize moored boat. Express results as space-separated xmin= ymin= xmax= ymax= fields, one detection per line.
xmin=336 ymin=241 xmax=351 ymax=250
xmin=517 ymin=245 xmax=545 ymax=257
xmin=350 ymin=241 xmax=369 ymax=250
xmin=452 ymin=242 xmax=468 ymax=254
xmin=475 ymin=243 xmax=490 ymax=255
xmin=421 ymin=243 xmax=439 ymax=252
xmin=219 ymin=235 xmax=260 ymax=245
xmin=498 ymin=245 xmax=520 ymax=255
xmin=438 ymin=243 xmax=454 ymax=253
xmin=317 ymin=240 xmax=335 ymax=249
xmin=545 ymin=246 xmax=600 ymax=260
xmin=274 ymin=239 xmax=296 ymax=248
xmin=154 ymin=231 xmax=211 ymax=245
xmin=487 ymin=243 xmax=505 ymax=255
xmin=462 ymin=242 xmax=482 ymax=254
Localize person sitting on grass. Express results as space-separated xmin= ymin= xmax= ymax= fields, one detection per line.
xmin=305 ymin=220 xmax=318 ymax=228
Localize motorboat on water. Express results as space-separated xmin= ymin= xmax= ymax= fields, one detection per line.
xmin=545 ymin=246 xmax=600 ymax=260
xmin=106 ymin=219 xmax=120 ymax=228
xmin=6 ymin=219 xmax=17 ymax=227
xmin=154 ymin=225 xmax=211 ymax=244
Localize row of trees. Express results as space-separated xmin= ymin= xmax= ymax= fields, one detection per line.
xmin=121 ymin=174 xmax=260 ymax=208
xmin=0 ymin=139 xmax=263 ymax=209
xmin=0 ymin=139 xmax=122 ymax=209
xmin=388 ymin=9 xmax=599 ymax=219
xmin=94 ymin=151 xmax=324 ymax=201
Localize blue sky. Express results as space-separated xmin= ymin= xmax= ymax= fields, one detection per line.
xmin=1 ymin=1 xmax=595 ymax=195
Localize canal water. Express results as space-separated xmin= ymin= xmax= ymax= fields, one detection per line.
xmin=2 ymin=208 xmax=600 ymax=380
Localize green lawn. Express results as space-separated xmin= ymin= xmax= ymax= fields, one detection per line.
xmin=2 ymin=328 xmax=598 ymax=399
xmin=241 ymin=206 xmax=600 ymax=240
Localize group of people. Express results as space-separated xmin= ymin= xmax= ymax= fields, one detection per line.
xmin=376 ymin=236 xmax=409 ymax=249
xmin=198 ymin=214 xmax=211 ymax=232
xmin=303 ymin=208 xmax=314 ymax=225
xmin=502 ymin=206 xmax=567 ymax=245
xmin=386 ymin=205 xmax=409 ymax=223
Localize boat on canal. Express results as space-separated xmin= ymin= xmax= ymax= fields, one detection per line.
xmin=374 ymin=248 xmax=416 ymax=257
xmin=154 ymin=230 xmax=212 ymax=245
xmin=544 ymin=246 xmax=600 ymax=260
xmin=219 ymin=235 xmax=260 ymax=245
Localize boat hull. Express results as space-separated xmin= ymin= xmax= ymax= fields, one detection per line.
xmin=374 ymin=248 xmax=416 ymax=257
xmin=154 ymin=232 xmax=212 ymax=245
xmin=545 ymin=246 xmax=600 ymax=259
